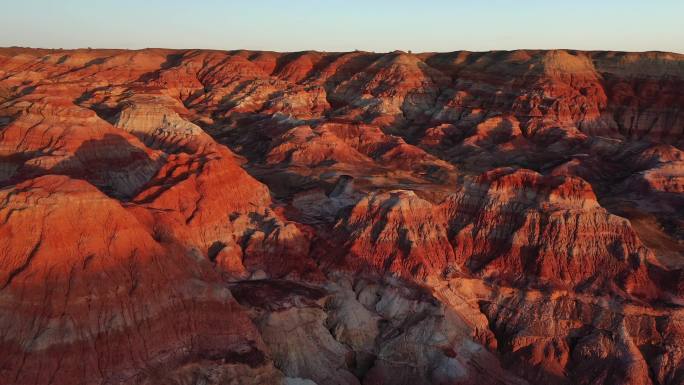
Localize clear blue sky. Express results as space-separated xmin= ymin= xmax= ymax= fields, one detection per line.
xmin=1 ymin=0 xmax=682 ymax=53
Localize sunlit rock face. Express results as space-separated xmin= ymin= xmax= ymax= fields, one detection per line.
xmin=0 ymin=47 xmax=683 ymax=385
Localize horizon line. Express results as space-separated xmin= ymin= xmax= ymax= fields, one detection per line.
xmin=2 ymin=45 xmax=683 ymax=56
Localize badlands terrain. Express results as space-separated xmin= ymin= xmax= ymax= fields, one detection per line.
xmin=0 ymin=47 xmax=683 ymax=385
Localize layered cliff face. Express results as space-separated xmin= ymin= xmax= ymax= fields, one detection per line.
xmin=0 ymin=47 xmax=682 ymax=385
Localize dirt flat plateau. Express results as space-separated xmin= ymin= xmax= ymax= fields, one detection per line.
xmin=0 ymin=47 xmax=683 ymax=385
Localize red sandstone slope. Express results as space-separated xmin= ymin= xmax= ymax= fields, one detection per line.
xmin=0 ymin=47 xmax=683 ymax=385
xmin=0 ymin=176 xmax=281 ymax=384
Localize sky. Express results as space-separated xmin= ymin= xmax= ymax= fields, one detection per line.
xmin=1 ymin=0 xmax=682 ymax=53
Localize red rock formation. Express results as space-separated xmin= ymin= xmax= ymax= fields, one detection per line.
xmin=0 ymin=176 xmax=277 ymax=385
xmin=0 ymin=47 xmax=683 ymax=385
xmin=328 ymin=190 xmax=455 ymax=278
xmin=444 ymin=168 xmax=660 ymax=300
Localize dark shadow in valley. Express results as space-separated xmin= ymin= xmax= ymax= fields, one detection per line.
xmin=5 ymin=134 xmax=158 ymax=201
